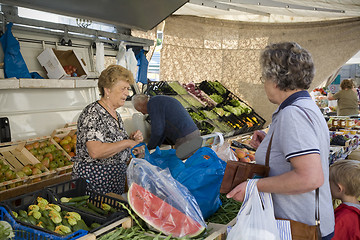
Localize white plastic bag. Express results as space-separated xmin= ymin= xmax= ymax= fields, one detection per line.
xmin=116 ymin=42 xmax=127 ymax=68
xmin=95 ymin=42 xmax=105 ymax=73
xmin=227 ymin=179 xmax=280 ymax=240
xmin=211 ymin=132 xmax=237 ymax=162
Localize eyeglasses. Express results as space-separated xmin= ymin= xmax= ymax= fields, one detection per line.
xmin=260 ymin=76 xmax=265 ymax=84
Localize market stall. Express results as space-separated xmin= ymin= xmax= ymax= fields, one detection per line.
xmin=1 ymin=1 xmax=360 ymax=239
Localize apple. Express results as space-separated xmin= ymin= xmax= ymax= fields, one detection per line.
xmin=60 ymin=139 xmax=69 ymax=146
xmin=63 ymin=144 xmax=71 ymax=153
xmin=17 ymin=171 xmax=26 ymax=178
xmin=44 ymin=153 xmax=53 ymax=161
xmin=22 ymin=166 xmax=33 ymax=176
xmin=53 ymin=136 xmax=61 ymax=143
xmin=33 ymin=141 xmax=40 ymax=149
xmin=32 ymin=167 xmax=42 ymax=175
xmin=5 ymin=170 xmax=16 ymax=180
xmin=34 ymin=163 xmax=46 ymax=172
xmin=41 ymin=158 xmax=50 ymax=168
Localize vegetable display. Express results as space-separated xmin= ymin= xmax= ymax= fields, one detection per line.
xmin=12 ymin=196 xmax=100 ymax=235
xmin=206 ymin=194 xmax=242 ymax=224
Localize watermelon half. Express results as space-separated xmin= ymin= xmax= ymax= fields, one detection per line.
xmin=128 ymin=182 xmax=205 ymax=238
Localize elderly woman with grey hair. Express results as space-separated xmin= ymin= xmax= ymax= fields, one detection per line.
xmin=227 ymin=42 xmax=335 ymax=239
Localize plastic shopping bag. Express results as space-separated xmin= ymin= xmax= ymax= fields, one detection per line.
xmin=0 ymin=22 xmax=31 ymax=79
xmin=127 ymin=158 xmax=206 ymax=238
xmin=227 ymin=179 xmax=280 ymax=240
xmin=211 ymin=132 xmax=237 ymax=162
xmin=131 ymin=143 xmax=226 ymax=219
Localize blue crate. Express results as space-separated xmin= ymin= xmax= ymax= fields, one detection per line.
xmin=0 ymin=206 xmax=87 ymax=240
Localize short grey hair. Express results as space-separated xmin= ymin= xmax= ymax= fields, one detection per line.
xmin=260 ymin=42 xmax=315 ymax=91
xmin=132 ymin=94 xmax=149 ymax=108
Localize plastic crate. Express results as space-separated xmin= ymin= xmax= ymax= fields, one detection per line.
xmin=0 ymin=189 xmax=89 ymax=239
xmin=198 ymin=81 xmax=229 ymax=98
xmin=46 ymin=178 xmax=129 ymax=223
xmin=0 ymin=206 xmax=87 ymax=240
xmin=145 ymin=81 xmax=177 ymax=96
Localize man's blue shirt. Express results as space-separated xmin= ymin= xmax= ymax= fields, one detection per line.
xmin=147 ymin=95 xmax=198 ymax=149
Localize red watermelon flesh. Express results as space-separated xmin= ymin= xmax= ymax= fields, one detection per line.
xmin=128 ymin=182 xmax=205 ymax=237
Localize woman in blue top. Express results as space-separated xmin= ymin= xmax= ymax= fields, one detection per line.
xmin=227 ymin=42 xmax=335 ymax=239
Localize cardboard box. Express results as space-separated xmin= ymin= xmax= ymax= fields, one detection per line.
xmin=37 ymin=48 xmax=88 ymax=80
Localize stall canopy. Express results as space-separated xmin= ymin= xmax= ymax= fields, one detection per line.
xmin=154 ymin=1 xmax=360 ymax=124
xmin=2 ymin=0 xmax=360 ymax=123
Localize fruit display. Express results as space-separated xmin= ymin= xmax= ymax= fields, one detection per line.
xmin=0 ymin=159 xmax=27 ymax=191
xmin=53 ymin=134 xmax=77 ymax=158
xmin=25 ymin=138 xmax=72 ymax=173
xmin=233 ymin=147 xmax=256 ymax=163
xmin=0 ymin=141 xmax=58 ymax=190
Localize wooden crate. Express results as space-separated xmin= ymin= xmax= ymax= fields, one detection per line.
xmin=25 ymin=136 xmax=72 ymax=176
xmin=0 ymin=141 xmax=56 ymax=188
xmin=205 ymin=218 xmax=237 ymax=240
xmin=0 ymin=142 xmax=29 ymax=191
xmin=51 ymin=125 xmax=77 ymax=161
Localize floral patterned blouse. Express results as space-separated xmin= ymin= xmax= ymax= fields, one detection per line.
xmin=73 ymin=101 xmax=131 ymax=164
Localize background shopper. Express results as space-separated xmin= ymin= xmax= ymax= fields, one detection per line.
xmin=328 ymin=78 xmax=359 ymax=116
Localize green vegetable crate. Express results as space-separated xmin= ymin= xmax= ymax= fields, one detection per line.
xmin=47 ymin=178 xmax=129 ymax=224
xmin=0 ymin=189 xmax=94 ymax=239
xmin=144 ymin=81 xmax=178 ymax=96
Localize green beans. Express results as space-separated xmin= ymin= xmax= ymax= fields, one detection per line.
xmin=206 ymin=194 xmax=242 ymax=224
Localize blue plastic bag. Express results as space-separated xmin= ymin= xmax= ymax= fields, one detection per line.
xmin=0 ymin=22 xmax=31 ymax=79
xmin=0 ymin=22 xmax=43 ymax=79
xmin=136 ymin=49 xmax=149 ymax=84
xmin=132 ymin=143 xmax=227 ymax=219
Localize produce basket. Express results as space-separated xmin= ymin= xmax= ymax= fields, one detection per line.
xmin=47 ymin=178 xmax=129 ymax=223
xmin=0 ymin=189 xmax=91 ymax=239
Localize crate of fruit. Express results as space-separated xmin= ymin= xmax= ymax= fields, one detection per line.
xmin=51 ymin=126 xmax=77 ymax=158
xmin=0 ymin=141 xmax=56 ymax=186
xmin=25 ymin=136 xmax=73 ymax=176
xmin=47 ymin=178 xmax=129 ymax=227
xmin=0 ymin=189 xmax=104 ymax=239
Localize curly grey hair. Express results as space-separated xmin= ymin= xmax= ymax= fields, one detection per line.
xmin=260 ymin=42 xmax=315 ymax=91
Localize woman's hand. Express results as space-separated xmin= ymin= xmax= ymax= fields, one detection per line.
xmin=226 ymin=181 xmax=247 ymax=202
xmin=130 ymin=130 xmax=143 ymax=143
xmin=249 ymin=130 xmax=266 ymax=149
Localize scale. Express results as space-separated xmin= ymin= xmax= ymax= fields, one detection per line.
xmin=175 ymin=132 xmax=223 ymax=160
